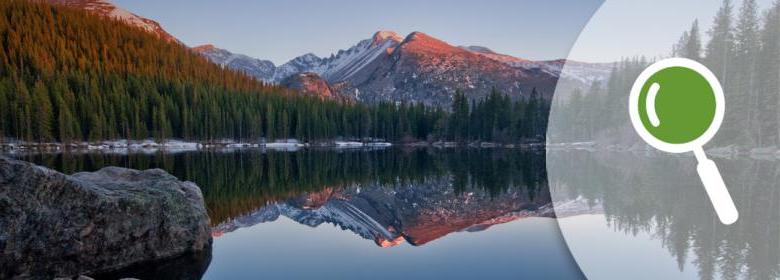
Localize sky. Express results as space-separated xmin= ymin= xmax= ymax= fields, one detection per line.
xmin=113 ymin=0 xmax=603 ymax=65
xmin=112 ymin=0 xmax=776 ymax=65
xmin=570 ymin=0 xmax=777 ymax=63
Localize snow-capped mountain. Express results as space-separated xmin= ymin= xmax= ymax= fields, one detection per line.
xmin=461 ymin=45 xmax=613 ymax=85
xmin=310 ymin=30 xmax=404 ymax=82
xmin=44 ymin=0 xmax=610 ymax=106
xmin=196 ymin=31 xmax=405 ymax=85
xmin=272 ymin=53 xmax=323 ymax=82
xmin=338 ymin=31 xmax=559 ymax=106
xmin=193 ymin=44 xmax=276 ymax=81
xmin=195 ymin=31 xmax=612 ymax=106
xmin=211 ymin=178 xmax=602 ymax=247
xmin=47 ymin=0 xmax=178 ymax=43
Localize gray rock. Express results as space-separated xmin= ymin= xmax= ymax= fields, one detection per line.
xmin=0 ymin=157 xmax=211 ymax=279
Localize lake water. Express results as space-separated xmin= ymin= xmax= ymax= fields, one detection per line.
xmin=8 ymin=148 xmax=584 ymax=279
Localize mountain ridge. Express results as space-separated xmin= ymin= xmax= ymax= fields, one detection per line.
xmin=198 ymin=30 xmax=612 ymax=106
xmin=47 ymin=0 xmax=612 ymax=106
xmin=46 ymin=0 xmax=179 ymax=43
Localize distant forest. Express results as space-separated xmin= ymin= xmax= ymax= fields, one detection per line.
xmin=0 ymin=0 xmax=549 ymax=144
xmin=555 ymin=0 xmax=780 ymax=148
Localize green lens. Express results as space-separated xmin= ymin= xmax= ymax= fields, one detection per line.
xmin=637 ymin=66 xmax=716 ymax=144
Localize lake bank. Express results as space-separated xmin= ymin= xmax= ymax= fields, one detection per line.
xmin=0 ymin=138 xmax=546 ymax=153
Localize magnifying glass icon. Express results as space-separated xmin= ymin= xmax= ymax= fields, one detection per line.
xmin=629 ymin=58 xmax=739 ymax=225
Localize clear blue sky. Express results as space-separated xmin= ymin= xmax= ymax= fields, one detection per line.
xmin=113 ymin=0 xmax=603 ymax=65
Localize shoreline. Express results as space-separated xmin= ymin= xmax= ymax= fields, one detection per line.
xmin=0 ymin=138 xmax=547 ymax=153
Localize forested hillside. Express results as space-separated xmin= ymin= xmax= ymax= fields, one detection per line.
xmin=0 ymin=0 xmax=418 ymax=143
xmin=0 ymin=0 xmax=550 ymax=144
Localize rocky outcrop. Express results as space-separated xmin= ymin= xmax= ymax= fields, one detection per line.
xmin=0 ymin=157 xmax=211 ymax=279
xmin=281 ymin=72 xmax=339 ymax=100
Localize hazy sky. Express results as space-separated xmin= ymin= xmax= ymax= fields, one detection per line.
xmin=112 ymin=0 xmax=775 ymax=65
xmin=113 ymin=0 xmax=602 ymax=65
xmin=570 ymin=0 xmax=777 ymax=63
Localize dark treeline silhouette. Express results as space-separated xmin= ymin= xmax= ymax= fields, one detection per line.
xmin=447 ymin=88 xmax=549 ymax=143
xmin=554 ymin=0 xmax=780 ymax=149
xmin=0 ymin=0 xmax=550 ymax=144
xmin=14 ymin=148 xmax=548 ymax=225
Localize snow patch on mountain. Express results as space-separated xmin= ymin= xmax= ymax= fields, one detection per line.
xmin=194 ymin=44 xmax=276 ymax=81
xmin=195 ymin=31 xmax=405 ymax=84
xmin=460 ymin=45 xmax=613 ymax=85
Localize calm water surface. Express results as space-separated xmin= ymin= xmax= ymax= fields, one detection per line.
xmin=548 ymin=150 xmax=780 ymax=280
xmin=9 ymin=148 xmax=584 ymax=279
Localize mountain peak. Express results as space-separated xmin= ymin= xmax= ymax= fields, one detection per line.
xmin=402 ymin=31 xmax=445 ymax=45
xmin=399 ymin=31 xmax=460 ymax=55
xmin=192 ymin=44 xmax=217 ymax=53
xmin=461 ymin=45 xmax=496 ymax=54
xmin=371 ymin=30 xmax=403 ymax=46
xmin=404 ymin=31 xmax=429 ymax=40
xmin=295 ymin=53 xmax=320 ymax=60
xmin=46 ymin=0 xmax=179 ymax=43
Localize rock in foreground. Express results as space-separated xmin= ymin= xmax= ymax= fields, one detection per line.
xmin=0 ymin=157 xmax=211 ymax=279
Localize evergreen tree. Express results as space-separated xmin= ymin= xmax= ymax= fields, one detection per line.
xmin=734 ymin=0 xmax=761 ymax=145
xmin=705 ymin=0 xmax=739 ymax=144
xmin=449 ymin=91 xmax=469 ymax=142
xmin=31 ymin=80 xmax=53 ymax=142
xmin=675 ymin=20 xmax=703 ymax=59
xmin=758 ymin=1 xmax=780 ymax=145
xmin=705 ymin=0 xmax=736 ymax=78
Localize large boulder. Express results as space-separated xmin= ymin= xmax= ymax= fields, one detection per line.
xmin=0 ymin=157 xmax=211 ymax=279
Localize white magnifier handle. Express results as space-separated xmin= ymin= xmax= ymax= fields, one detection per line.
xmin=694 ymin=148 xmax=739 ymax=225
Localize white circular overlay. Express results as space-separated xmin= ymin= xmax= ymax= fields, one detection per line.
xmin=546 ymin=0 xmax=780 ymax=279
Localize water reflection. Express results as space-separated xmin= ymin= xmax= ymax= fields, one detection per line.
xmin=11 ymin=148 xmax=584 ymax=278
xmin=549 ymin=150 xmax=780 ymax=280
xmin=14 ymin=148 xmax=549 ymax=226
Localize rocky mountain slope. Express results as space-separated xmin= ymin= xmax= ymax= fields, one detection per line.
xmin=461 ymin=45 xmax=613 ymax=85
xmin=212 ymin=177 xmax=601 ymax=247
xmin=195 ymin=31 xmax=405 ymax=84
xmin=46 ymin=0 xmax=179 ymax=43
xmin=280 ymin=72 xmax=341 ymax=100
xmin=50 ymin=1 xmax=612 ymax=106
xmin=198 ymin=31 xmax=611 ymax=106
xmin=192 ymin=44 xmax=276 ymax=81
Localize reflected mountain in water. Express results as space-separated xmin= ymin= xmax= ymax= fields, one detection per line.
xmin=213 ymin=176 xmax=555 ymax=247
xmin=13 ymin=148 xmax=580 ymax=249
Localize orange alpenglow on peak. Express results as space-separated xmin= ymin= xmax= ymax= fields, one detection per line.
xmin=45 ymin=0 xmax=180 ymax=43
xmin=375 ymin=235 xmax=406 ymax=248
xmin=399 ymin=31 xmax=464 ymax=55
xmin=192 ymin=44 xmax=217 ymax=53
xmin=371 ymin=30 xmax=403 ymax=46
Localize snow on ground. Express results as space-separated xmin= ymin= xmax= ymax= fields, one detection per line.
xmin=335 ymin=141 xmax=364 ymax=148
xmin=264 ymin=139 xmax=305 ymax=151
xmin=1 ymin=138 xmax=396 ymax=153
xmin=365 ymin=142 xmax=392 ymax=147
